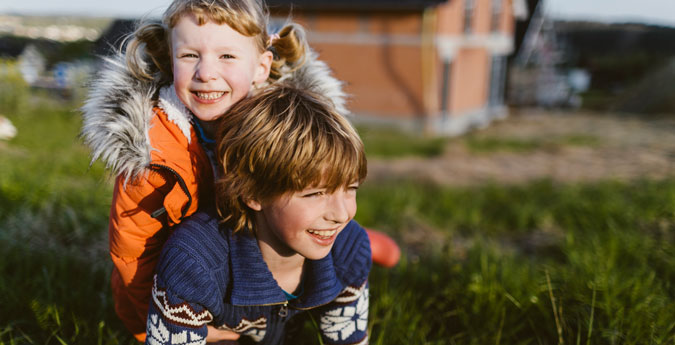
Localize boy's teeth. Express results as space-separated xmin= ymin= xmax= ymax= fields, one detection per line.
xmin=307 ymin=229 xmax=337 ymax=237
xmin=196 ymin=92 xmax=225 ymax=100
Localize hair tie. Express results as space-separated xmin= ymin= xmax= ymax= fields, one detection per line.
xmin=268 ymin=33 xmax=280 ymax=46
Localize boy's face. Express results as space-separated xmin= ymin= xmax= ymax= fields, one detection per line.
xmin=250 ymin=184 xmax=359 ymax=261
xmin=171 ymin=13 xmax=272 ymax=122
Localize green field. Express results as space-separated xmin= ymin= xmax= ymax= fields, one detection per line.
xmin=1 ymin=85 xmax=674 ymax=344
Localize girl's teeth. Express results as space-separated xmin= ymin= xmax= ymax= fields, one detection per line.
xmin=196 ymin=92 xmax=225 ymax=100
xmin=308 ymin=229 xmax=337 ymax=237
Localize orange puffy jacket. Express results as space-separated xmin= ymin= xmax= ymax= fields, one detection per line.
xmin=82 ymin=58 xmax=217 ymax=341
xmin=108 ymin=106 xmax=214 ymax=342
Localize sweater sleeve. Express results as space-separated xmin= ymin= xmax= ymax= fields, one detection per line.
xmin=314 ymin=282 xmax=370 ymax=345
xmin=145 ymin=274 xmax=210 ymax=345
xmin=144 ymin=215 xmax=228 ymax=345
xmin=314 ymin=221 xmax=371 ymax=345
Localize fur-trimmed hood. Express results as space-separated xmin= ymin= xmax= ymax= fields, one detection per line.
xmin=81 ymin=48 xmax=348 ymax=180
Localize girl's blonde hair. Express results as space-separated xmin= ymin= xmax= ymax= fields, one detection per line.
xmin=124 ymin=0 xmax=306 ymax=86
xmin=215 ymin=84 xmax=367 ymax=233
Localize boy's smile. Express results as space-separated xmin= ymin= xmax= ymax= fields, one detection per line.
xmin=306 ymin=227 xmax=340 ymax=243
xmin=170 ymin=13 xmax=272 ymax=122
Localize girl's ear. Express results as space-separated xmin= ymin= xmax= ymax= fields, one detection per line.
xmin=253 ymin=50 xmax=273 ymax=85
xmin=245 ymin=198 xmax=262 ymax=211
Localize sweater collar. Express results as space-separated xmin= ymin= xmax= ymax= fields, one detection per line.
xmin=228 ymin=230 xmax=345 ymax=309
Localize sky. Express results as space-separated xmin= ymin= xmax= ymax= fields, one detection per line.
xmin=545 ymin=0 xmax=675 ymax=27
xmin=1 ymin=0 xmax=675 ymax=27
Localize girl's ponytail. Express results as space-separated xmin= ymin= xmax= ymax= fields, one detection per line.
xmin=268 ymin=23 xmax=308 ymax=81
xmin=124 ymin=22 xmax=172 ymax=85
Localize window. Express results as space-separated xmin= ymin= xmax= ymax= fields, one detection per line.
xmin=464 ymin=0 xmax=475 ymax=34
xmin=491 ymin=0 xmax=502 ymax=32
xmin=440 ymin=60 xmax=452 ymax=116
xmin=489 ymin=56 xmax=507 ymax=106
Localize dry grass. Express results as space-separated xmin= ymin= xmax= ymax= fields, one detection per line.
xmin=367 ymin=109 xmax=675 ymax=186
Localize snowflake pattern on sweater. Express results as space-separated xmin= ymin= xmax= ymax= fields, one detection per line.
xmin=217 ymin=317 xmax=267 ymax=342
xmin=321 ymin=282 xmax=369 ymax=343
xmin=146 ymin=313 xmax=205 ymax=345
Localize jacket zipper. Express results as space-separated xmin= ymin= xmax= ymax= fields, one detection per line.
xmin=254 ymin=297 xmax=334 ymax=314
xmin=148 ymin=163 xmax=192 ymax=220
xmin=278 ymin=301 xmax=289 ymax=317
xmin=237 ymin=300 xmax=291 ymax=318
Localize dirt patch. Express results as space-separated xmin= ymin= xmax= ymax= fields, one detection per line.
xmin=367 ymin=109 xmax=675 ymax=186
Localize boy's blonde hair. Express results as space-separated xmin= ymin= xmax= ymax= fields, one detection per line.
xmin=124 ymin=0 xmax=306 ymax=85
xmin=215 ymin=84 xmax=367 ymax=233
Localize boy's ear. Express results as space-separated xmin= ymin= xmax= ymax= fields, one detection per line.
xmin=245 ymin=198 xmax=262 ymax=211
xmin=253 ymin=50 xmax=273 ymax=85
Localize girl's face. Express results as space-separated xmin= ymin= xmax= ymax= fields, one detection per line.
xmin=171 ymin=13 xmax=272 ymax=122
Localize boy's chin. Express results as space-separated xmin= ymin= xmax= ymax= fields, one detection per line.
xmin=301 ymin=249 xmax=333 ymax=261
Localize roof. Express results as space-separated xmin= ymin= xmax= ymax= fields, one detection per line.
xmin=93 ymin=19 xmax=138 ymax=56
xmin=266 ymin=0 xmax=448 ymax=12
xmin=0 ymin=36 xmax=61 ymax=60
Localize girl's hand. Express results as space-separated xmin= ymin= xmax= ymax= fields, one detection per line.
xmin=206 ymin=325 xmax=240 ymax=344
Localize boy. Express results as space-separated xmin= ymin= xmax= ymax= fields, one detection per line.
xmin=146 ymin=84 xmax=371 ymax=345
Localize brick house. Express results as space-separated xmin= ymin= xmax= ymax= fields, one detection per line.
xmin=268 ymin=0 xmax=524 ymax=135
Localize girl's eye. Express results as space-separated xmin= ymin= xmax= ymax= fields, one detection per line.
xmin=179 ymin=53 xmax=197 ymax=59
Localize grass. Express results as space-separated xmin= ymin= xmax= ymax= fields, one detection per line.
xmin=1 ymin=88 xmax=674 ymax=344
xmin=357 ymin=126 xmax=448 ymax=158
xmin=356 ymin=124 xmax=601 ymax=158
xmin=0 ymin=83 xmax=129 ymax=344
xmin=465 ymin=134 xmax=601 ymax=154
xmin=357 ymin=179 xmax=675 ymax=344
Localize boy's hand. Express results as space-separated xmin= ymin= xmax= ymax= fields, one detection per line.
xmin=206 ymin=325 xmax=240 ymax=343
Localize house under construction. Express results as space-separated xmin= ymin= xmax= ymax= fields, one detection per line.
xmin=268 ymin=0 xmax=529 ymax=135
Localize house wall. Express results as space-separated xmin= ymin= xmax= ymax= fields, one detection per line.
xmin=436 ymin=1 xmax=463 ymax=35
xmin=500 ymin=0 xmax=516 ymax=33
xmin=289 ymin=12 xmax=426 ymax=118
xmin=474 ymin=0 xmax=492 ymax=34
xmin=315 ymin=42 xmax=424 ymax=118
xmin=450 ymin=48 xmax=490 ymax=113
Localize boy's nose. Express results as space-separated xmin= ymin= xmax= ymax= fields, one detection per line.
xmin=326 ymin=193 xmax=351 ymax=224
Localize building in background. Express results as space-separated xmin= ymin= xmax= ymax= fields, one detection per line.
xmin=508 ymin=0 xmax=587 ymax=108
xmin=268 ymin=0 xmax=526 ymax=135
xmin=17 ymin=44 xmax=45 ymax=84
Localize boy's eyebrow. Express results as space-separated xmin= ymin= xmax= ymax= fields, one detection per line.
xmin=174 ymin=44 xmax=243 ymax=52
xmin=301 ymin=186 xmax=326 ymax=191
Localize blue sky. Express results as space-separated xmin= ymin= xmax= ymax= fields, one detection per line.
xmin=1 ymin=0 xmax=674 ymax=27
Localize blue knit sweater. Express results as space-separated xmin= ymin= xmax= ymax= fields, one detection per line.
xmin=145 ymin=211 xmax=372 ymax=345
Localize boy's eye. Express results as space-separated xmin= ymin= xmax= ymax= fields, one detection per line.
xmin=302 ymin=190 xmax=325 ymax=198
xmin=220 ymin=54 xmax=235 ymax=59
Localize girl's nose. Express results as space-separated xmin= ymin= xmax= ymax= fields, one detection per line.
xmin=195 ymin=59 xmax=218 ymax=81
